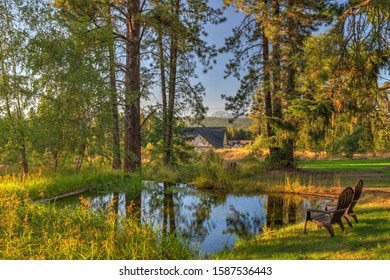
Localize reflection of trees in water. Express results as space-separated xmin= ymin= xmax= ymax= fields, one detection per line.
xmin=136 ymin=182 xmax=178 ymax=235
xmin=87 ymin=182 xmax=226 ymax=244
xmin=224 ymin=206 xmax=264 ymax=239
xmin=266 ymin=195 xmax=300 ymax=228
xmin=88 ymin=189 xmax=142 ymax=215
xmin=174 ymin=190 xmax=220 ymax=243
xmin=84 ymin=182 xmax=329 ymax=253
xmin=163 ymin=182 xmax=176 ymax=235
xmin=265 ymin=195 xmax=327 ymax=228
xmin=137 ymin=182 xmax=223 ymax=243
xmin=89 ymin=193 xmax=115 ymax=213
xmin=87 ymin=192 xmax=142 ymax=230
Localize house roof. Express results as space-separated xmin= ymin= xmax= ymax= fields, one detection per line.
xmin=184 ymin=127 xmax=227 ymax=148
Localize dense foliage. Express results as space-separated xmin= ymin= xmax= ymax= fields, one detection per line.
xmin=223 ymin=0 xmax=389 ymax=163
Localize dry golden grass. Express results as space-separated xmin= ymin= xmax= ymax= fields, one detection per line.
xmin=214 ymin=147 xmax=390 ymax=162
xmin=296 ymin=150 xmax=390 ymax=160
xmin=214 ymin=148 xmax=258 ymax=162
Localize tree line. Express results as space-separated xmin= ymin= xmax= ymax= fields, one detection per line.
xmin=0 ymin=0 xmax=389 ymax=175
xmin=223 ymin=0 xmax=389 ymax=164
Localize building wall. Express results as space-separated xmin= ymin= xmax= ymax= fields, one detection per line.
xmin=192 ymin=135 xmax=213 ymax=151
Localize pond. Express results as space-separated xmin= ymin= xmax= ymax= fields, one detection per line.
xmin=57 ymin=181 xmax=329 ymax=255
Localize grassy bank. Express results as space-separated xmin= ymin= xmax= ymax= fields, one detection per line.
xmin=214 ymin=193 xmax=390 ymax=260
xmin=0 ymin=192 xmax=194 ymax=259
xmin=0 ymin=170 xmax=195 ymax=259
xmin=0 ymin=170 xmax=142 ymax=201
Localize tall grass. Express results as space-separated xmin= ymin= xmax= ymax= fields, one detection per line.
xmin=0 ymin=170 xmax=193 ymax=259
xmin=272 ymin=174 xmax=343 ymax=196
xmin=0 ymin=192 xmax=194 ymax=259
xmin=142 ymin=150 xmax=237 ymax=188
xmin=191 ymin=150 xmax=244 ymax=189
xmin=0 ymin=170 xmax=142 ymax=200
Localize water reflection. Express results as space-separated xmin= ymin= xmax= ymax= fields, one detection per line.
xmin=71 ymin=181 xmax=327 ymax=254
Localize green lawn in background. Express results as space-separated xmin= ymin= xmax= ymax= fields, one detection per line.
xmin=298 ymin=159 xmax=390 ymax=188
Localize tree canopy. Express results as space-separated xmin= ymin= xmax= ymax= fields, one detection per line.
xmin=0 ymin=0 xmax=388 ymax=174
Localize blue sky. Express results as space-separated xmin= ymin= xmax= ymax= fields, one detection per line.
xmin=196 ymin=5 xmax=244 ymax=115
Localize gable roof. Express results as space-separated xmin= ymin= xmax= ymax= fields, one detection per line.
xmin=184 ymin=127 xmax=227 ymax=148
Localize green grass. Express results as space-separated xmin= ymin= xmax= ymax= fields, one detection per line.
xmin=298 ymin=159 xmax=390 ymax=188
xmin=0 ymin=192 xmax=194 ymax=259
xmin=214 ymin=194 xmax=390 ymax=260
xmin=0 ymin=170 xmax=142 ymax=201
xmin=0 ymin=170 xmax=195 ymax=260
xmin=299 ymin=158 xmax=389 ymax=172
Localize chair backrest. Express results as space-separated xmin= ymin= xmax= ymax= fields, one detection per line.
xmin=348 ymin=180 xmax=363 ymax=213
xmin=331 ymin=187 xmax=354 ymax=223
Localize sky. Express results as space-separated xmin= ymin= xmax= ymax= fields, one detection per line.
xmin=195 ymin=5 xmax=244 ymax=115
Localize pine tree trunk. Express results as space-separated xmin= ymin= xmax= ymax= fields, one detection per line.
xmin=124 ymin=0 xmax=141 ymax=172
xmin=280 ymin=0 xmax=296 ymax=167
xmin=109 ymin=41 xmax=121 ymax=170
xmin=267 ymin=0 xmax=295 ymax=167
xmin=20 ymin=143 xmax=28 ymax=176
xmin=164 ymin=0 xmax=180 ymax=165
xmin=159 ymin=31 xmax=168 ymax=160
xmin=269 ymin=0 xmax=283 ymax=165
xmin=261 ymin=0 xmax=274 ymax=151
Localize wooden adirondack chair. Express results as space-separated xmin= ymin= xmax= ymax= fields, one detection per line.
xmin=324 ymin=180 xmax=363 ymax=227
xmin=304 ymin=187 xmax=354 ymax=237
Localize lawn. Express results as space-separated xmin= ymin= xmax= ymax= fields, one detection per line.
xmin=298 ymin=158 xmax=390 ymax=188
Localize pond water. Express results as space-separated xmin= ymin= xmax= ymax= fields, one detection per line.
xmin=58 ymin=181 xmax=329 ymax=255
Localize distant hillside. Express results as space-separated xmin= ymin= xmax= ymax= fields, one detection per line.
xmin=188 ymin=117 xmax=253 ymax=129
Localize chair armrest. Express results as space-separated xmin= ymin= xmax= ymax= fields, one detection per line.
xmin=323 ymin=202 xmax=337 ymax=210
xmin=306 ymin=208 xmax=333 ymax=214
xmin=324 ymin=202 xmax=336 ymax=206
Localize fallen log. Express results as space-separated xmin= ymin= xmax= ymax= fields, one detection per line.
xmin=34 ymin=187 xmax=91 ymax=203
